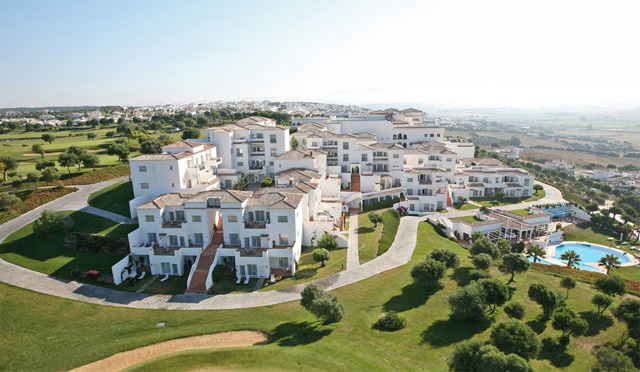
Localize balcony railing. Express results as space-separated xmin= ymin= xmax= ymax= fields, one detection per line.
xmin=244 ymin=220 xmax=269 ymax=228
xmin=162 ymin=220 xmax=185 ymax=228
xmin=249 ymin=164 xmax=264 ymax=170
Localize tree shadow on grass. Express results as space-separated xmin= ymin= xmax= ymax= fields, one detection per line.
xmin=421 ymin=318 xmax=491 ymax=346
xmin=382 ymin=282 xmax=442 ymax=313
xmin=538 ymin=336 xmax=574 ymax=368
xmin=357 ymin=227 xmax=374 ymax=234
xmin=270 ymin=321 xmax=332 ymax=347
xmin=526 ymin=315 xmax=548 ymax=335
xmin=451 ymin=267 xmax=472 ymax=286
xmin=579 ymin=311 xmax=614 ymax=336
xmin=290 ymin=267 xmax=319 ymax=280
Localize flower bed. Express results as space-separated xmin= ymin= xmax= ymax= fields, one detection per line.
xmin=0 ymin=187 xmax=77 ymax=225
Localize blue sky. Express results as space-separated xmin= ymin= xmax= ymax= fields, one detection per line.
xmin=1 ymin=0 xmax=638 ymax=108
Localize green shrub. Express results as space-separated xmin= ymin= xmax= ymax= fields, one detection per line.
xmin=212 ymin=264 xmax=224 ymax=283
xmin=504 ymin=302 xmax=527 ymax=320
xmin=375 ymin=311 xmax=407 ymax=330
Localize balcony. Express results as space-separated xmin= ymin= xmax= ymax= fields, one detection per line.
xmin=244 ymin=220 xmax=269 ymax=228
xmin=162 ymin=220 xmax=185 ymax=228
xmin=249 ymin=163 xmax=264 ymax=170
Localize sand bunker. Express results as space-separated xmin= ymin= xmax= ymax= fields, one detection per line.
xmin=70 ymin=330 xmax=270 ymax=372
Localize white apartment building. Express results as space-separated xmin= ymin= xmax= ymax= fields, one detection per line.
xmin=128 ymin=140 xmax=222 ymax=217
xmin=117 ymin=109 xmax=537 ymax=291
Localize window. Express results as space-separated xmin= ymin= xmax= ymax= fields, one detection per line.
xmin=524 ymin=179 xmax=530 ymax=186
xmin=169 ymin=165 xmax=173 ymax=170
xmin=237 ymin=161 xmax=244 ymax=166
xmin=194 ymin=233 xmax=204 ymax=244
xmin=418 ymin=158 xmax=423 ymax=164
xmin=247 ymin=264 xmax=258 ymax=276
xmin=343 ymin=154 xmax=349 ymax=161
xmin=424 ymin=134 xmax=429 ymax=137
xmin=393 ymin=154 xmax=399 ymax=158
xmin=138 ymin=165 xmax=147 ymax=172
xmin=447 ymin=158 xmax=452 ymax=162
xmin=408 ymin=178 xmax=414 ymax=182
xmin=270 ymin=148 xmax=277 ymax=157
xmin=312 ymin=141 xmax=318 ymax=147
xmin=446 ymin=168 xmax=452 ymax=172
xmin=343 ymin=142 xmax=349 ymax=150
xmin=207 ymin=198 xmax=220 ymax=207
xmin=270 ymin=134 xmax=277 ymax=143
xmin=430 ymin=133 xmax=434 ymax=137
xmin=228 ymin=215 xmax=238 ymax=222
xmin=437 ymin=134 xmax=441 ymax=137
xmin=145 ymin=215 xmax=154 ymax=222
xmin=278 ymin=215 xmax=288 ymax=223
xmin=269 ymin=161 xmax=274 ymax=166
xmin=224 ymin=180 xmax=232 ymax=188
xmin=176 ymin=210 xmax=185 ymax=221
xmin=147 ymin=233 xmax=157 ymax=242
xmin=251 ymin=236 xmax=261 ymax=247
xmin=279 ymin=234 xmax=289 ymax=245
xmin=169 ymin=235 xmax=178 ymax=246
xmin=229 ymin=233 xmax=240 ymax=245
xmin=141 ymin=183 xmax=149 ymax=189
xmin=278 ymin=257 xmax=289 ymax=268
xmin=192 ymin=215 xmax=202 ymax=222
xmin=361 ymin=154 xmax=367 ymax=161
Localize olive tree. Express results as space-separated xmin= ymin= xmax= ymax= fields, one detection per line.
xmin=430 ymin=249 xmax=460 ymax=269
xmin=490 ymin=319 xmax=541 ymax=360
xmin=551 ymin=307 xmax=588 ymax=341
xmin=499 ymin=253 xmax=530 ymax=284
xmin=504 ymin=302 xmax=526 ymax=320
xmin=312 ymin=248 xmax=331 ymax=267
xmin=560 ymin=276 xmax=577 ymax=299
xmin=448 ymin=282 xmax=487 ymax=322
xmin=592 ymin=293 xmax=614 ymax=315
xmin=411 ymin=258 xmax=446 ymax=287
xmin=470 ymin=237 xmax=500 ymax=259
xmin=478 ymin=278 xmax=509 ymax=314
xmin=472 ymin=253 xmax=493 ymax=270
xmin=594 ymin=276 xmax=627 ymax=297
xmin=528 ymin=283 xmax=559 ymax=319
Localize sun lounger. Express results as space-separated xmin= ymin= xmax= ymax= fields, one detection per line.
xmin=244 ymin=276 xmax=250 ymax=285
xmin=160 ymin=274 xmax=169 ymax=282
xmin=236 ymin=276 xmax=242 ymax=284
xmin=138 ymin=272 xmax=146 ymax=280
xmin=270 ymin=274 xmax=275 ymax=283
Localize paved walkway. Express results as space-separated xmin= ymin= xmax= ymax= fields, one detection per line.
xmin=346 ymin=212 xmax=359 ymax=269
xmin=0 ymin=179 xmax=565 ymax=310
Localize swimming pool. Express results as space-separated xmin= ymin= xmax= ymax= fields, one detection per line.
xmin=527 ymin=256 xmax=602 ymax=273
xmin=554 ymin=242 xmax=631 ymax=264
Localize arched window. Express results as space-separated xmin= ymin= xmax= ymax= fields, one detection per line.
xmin=392 ymin=134 xmax=397 ymax=140
xmin=403 ymin=143 xmax=407 ymax=148
xmin=403 ymin=134 xmax=407 ymax=140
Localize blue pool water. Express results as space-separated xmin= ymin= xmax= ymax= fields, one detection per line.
xmin=554 ymin=243 xmax=631 ymax=264
xmin=527 ymin=242 xmax=631 ymax=273
xmin=528 ymin=256 xmax=602 ymax=272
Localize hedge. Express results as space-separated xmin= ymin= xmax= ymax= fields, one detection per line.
xmin=363 ymin=198 xmax=400 ymax=212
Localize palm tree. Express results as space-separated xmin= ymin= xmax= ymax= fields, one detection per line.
xmin=528 ymin=245 xmax=546 ymax=263
xmin=598 ymin=254 xmax=621 ymax=275
xmin=559 ymin=250 xmax=581 ymax=268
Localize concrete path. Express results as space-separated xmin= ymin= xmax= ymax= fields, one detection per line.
xmin=346 ymin=212 xmax=359 ymax=270
xmin=0 ymin=179 xmax=565 ymax=310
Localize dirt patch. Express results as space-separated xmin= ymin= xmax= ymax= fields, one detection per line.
xmin=70 ymin=330 xmax=270 ymax=372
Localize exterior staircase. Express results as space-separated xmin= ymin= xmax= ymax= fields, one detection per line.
xmin=446 ymin=188 xmax=453 ymax=206
xmin=186 ymin=219 xmax=223 ymax=293
xmin=350 ymin=174 xmax=361 ymax=192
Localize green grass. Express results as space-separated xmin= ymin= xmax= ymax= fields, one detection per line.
xmin=88 ymin=180 xmax=134 ymax=218
xmin=0 ymin=221 xmax=635 ymax=371
xmin=524 ymin=190 xmax=546 ymax=202
xmin=473 ymin=197 xmax=523 ymax=207
xmin=357 ymin=209 xmax=399 ymax=264
xmin=453 ymin=215 xmax=482 ymax=223
xmin=209 ymin=276 xmax=259 ymax=294
xmin=144 ymin=275 xmax=189 ymax=295
xmin=453 ymin=202 xmax=480 ymax=211
xmin=0 ymin=211 xmax=137 ymax=286
xmin=510 ymin=208 xmax=531 ymax=216
xmin=262 ymin=246 xmax=348 ymax=291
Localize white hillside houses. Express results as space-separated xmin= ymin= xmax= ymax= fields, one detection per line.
xmin=118 ymin=108 xmax=536 ymax=292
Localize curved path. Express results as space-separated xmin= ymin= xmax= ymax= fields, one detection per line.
xmin=70 ymin=330 xmax=270 ymax=372
xmin=0 ymin=178 xmax=564 ymax=310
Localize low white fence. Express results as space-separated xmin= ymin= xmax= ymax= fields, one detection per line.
xmin=111 ymin=254 xmax=131 ymax=285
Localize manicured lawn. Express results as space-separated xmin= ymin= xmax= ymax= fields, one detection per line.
xmin=210 ymin=276 xmax=259 ymax=294
xmin=357 ymin=209 xmax=399 ymax=264
xmin=88 ymin=180 xmax=134 ymax=217
xmin=453 ymin=202 xmax=479 ymax=211
xmin=0 ymin=211 xmax=137 ymax=285
xmin=523 ymin=189 xmax=546 ymax=202
xmin=453 ymin=215 xmax=482 ymax=223
xmin=262 ymin=245 xmax=348 ymax=291
xmin=144 ymin=274 xmax=188 ymax=295
xmin=510 ymin=208 xmax=531 ymax=216
xmin=473 ymin=196 xmax=523 ymax=207
xmin=2 ymin=221 xmax=632 ymax=371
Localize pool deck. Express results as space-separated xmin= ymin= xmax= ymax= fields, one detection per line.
xmin=543 ymin=240 xmax=639 ymax=274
